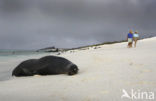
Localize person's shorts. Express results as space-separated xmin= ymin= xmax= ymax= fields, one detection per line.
xmin=128 ymin=38 xmax=133 ymax=43
xmin=133 ymin=37 xmax=139 ymax=41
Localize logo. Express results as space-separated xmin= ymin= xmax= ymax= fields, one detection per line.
xmin=121 ymin=89 xmax=155 ymax=100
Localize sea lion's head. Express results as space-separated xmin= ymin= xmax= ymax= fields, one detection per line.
xmin=68 ymin=64 xmax=79 ymax=75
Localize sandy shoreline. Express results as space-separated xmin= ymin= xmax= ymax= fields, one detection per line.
xmin=0 ymin=37 xmax=156 ymax=101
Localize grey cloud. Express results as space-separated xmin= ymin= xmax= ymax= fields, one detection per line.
xmin=0 ymin=0 xmax=156 ymax=49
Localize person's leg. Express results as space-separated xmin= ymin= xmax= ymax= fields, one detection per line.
xmin=134 ymin=40 xmax=136 ymax=47
xmin=134 ymin=37 xmax=138 ymax=47
xmin=127 ymin=43 xmax=129 ymax=48
xmin=133 ymin=38 xmax=136 ymax=47
xmin=135 ymin=40 xmax=138 ymax=47
xmin=130 ymin=42 xmax=132 ymax=48
xmin=128 ymin=42 xmax=131 ymax=48
xmin=128 ymin=42 xmax=132 ymax=48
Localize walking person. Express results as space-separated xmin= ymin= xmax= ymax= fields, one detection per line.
xmin=127 ymin=30 xmax=133 ymax=48
xmin=133 ymin=31 xmax=139 ymax=47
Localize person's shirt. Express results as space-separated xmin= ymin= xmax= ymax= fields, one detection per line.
xmin=128 ymin=33 xmax=133 ymax=38
xmin=133 ymin=33 xmax=139 ymax=38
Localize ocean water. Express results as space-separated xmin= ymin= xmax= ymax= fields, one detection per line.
xmin=0 ymin=50 xmax=53 ymax=61
xmin=0 ymin=50 xmax=42 ymax=56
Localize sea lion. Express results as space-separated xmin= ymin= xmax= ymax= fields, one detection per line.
xmin=12 ymin=55 xmax=79 ymax=77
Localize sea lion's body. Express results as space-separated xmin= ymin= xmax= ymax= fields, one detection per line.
xmin=12 ymin=56 xmax=78 ymax=76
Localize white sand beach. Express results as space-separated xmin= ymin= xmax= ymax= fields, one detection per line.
xmin=0 ymin=37 xmax=156 ymax=101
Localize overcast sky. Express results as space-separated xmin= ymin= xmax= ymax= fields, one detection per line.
xmin=0 ymin=0 xmax=156 ymax=50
